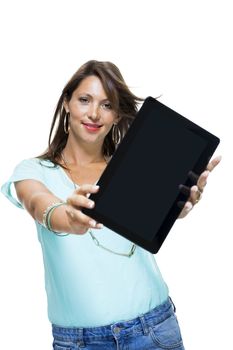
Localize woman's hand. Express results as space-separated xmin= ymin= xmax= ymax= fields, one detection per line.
xmin=65 ymin=184 xmax=103 ymax=234
xmin=178 ymin=155 xmax=222 ymax=219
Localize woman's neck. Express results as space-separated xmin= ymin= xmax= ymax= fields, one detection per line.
xmin=62 ymin=138 xmax=104 ymax=166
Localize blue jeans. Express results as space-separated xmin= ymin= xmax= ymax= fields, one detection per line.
xmin=52 ymin=297 xmax=185 ymax=350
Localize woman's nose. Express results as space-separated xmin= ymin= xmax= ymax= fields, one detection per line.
xmin=88 ymin=103 xmax=100 ymax=120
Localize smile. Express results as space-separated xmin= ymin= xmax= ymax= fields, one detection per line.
xmin=82 ymin=123 xmax=103 ymax=132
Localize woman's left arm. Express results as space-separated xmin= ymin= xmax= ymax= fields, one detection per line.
xmin=178 ymin=155 xmax=222 ymax=219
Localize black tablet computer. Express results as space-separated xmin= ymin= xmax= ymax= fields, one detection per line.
xmin=83 ymin=97 xmax=220 ymax=254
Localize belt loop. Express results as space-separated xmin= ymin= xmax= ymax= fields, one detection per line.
xmin=139 ymin=315 xmax=149 ymax=335
xmin=169 ymin=296 xmax=176 ymax=313
xmin=77 ymin=327 xmax=85 ymax=348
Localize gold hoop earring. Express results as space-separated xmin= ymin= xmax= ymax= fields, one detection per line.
xmin=112 ymin=123 xmax=121 ymax=145
xmin=64 ymin=112 xmax=70 ymax=134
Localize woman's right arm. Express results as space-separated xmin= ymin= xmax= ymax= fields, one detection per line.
xmin=14 ymin=180 xmax=102 ymax=234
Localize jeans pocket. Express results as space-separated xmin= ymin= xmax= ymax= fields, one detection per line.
xmin=53 ymin=339 xmax=74 ymax=350
xmin=148 ymin=314 xmax=184 ymax=349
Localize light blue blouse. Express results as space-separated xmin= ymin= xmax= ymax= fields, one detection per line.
xmin=1 ymin=158 xmax=169 ymax=327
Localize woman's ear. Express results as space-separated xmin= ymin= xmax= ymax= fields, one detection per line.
xmin=116 ymin=115 xmax=122 ymax=124
xmin=63 ymin=98 xmax=69 ymax=113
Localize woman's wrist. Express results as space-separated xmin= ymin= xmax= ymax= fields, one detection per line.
xmin=42 ymin=201 xmax=70 ymax=235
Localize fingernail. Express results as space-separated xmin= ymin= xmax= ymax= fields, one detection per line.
xmin=89 ymin=201 xmax=95 ymax=208
xmin=89 ymin=220 xmax=96 ymax=227
xmin=185 ymin=204 xmax=192 ymax=211
xmin=93 ymin=185 xmax=99 ymax=190
xmin=98 ymin=223 xmax=103 ymax=229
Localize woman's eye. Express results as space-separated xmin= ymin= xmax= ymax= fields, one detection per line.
xmin=79 ymin=97 xmax=89 ymax=103
xmin=102 ymin=103 xmax=112 ymax=110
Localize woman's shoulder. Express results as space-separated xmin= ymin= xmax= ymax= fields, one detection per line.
xmin=10 ymin=157 xmax=59 ymax=178
xmin=17 ymin=157 xmax=58 ymax=168
xmin=36 ymin=157 xmax=58 ymax=168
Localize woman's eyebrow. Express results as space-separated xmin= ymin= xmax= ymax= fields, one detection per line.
xmin=77 ymin=93 xmax=110 ymax=101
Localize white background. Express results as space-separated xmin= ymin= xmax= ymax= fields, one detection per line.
xmin=0 ymin=1 xmax=232 ymax=349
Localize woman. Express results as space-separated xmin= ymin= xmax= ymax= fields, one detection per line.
xmin=1 ymin=60 xmax=221 ymax=349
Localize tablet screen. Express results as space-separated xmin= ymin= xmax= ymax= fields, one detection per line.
xmin=83 ymin=97 xmax=219 ymax=253
xmin=95 ymin=107 xmax=207 ymax=241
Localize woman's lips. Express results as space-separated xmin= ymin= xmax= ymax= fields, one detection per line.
xmin=82 ymin=123 xmax=102 ymax=132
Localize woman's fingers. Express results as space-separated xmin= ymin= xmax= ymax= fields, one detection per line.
xmin=65 ymin=210 xmax=88 ymax=234
xmin=178 ymin=184 xmax=202 ymax=207
xmin=66 ymin=184 xmax=103 ymax=232
xmin=178 ymin=201 xmax=193 ymax=218
xmin=188 ymin=155 xmax=221 ymax=189
xmin=189 ymin=185 xmax=202 ymax=205
xmin=178 ymin=156 xmax=221 ymax=219
xmin=67 ymin=184 xmax=100 ymax=209
xmin=206 ymin=155 xmax=222 ymax=172
xmin=187 ymin=170 xmax=209 ymax=195
xmin=193 ymin=155 xmax=221 ymax=193
xmin=178 ymin=185 xmax=201 ymax=218
xmin=66 ymin=208 xmax=98 ymax=228
xmin=196 ymin=170 xmax=209 ymax=192
xmin=66 ymin=207 xmax=103 ymax=230
xmin=76 ymin=184 xmax=100 ymax=197
xmin=66 ymin=194 xmax=95 ymax=210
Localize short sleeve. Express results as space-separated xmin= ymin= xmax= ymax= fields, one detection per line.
xmin=1 ymin=158 xmax=45 ymax=209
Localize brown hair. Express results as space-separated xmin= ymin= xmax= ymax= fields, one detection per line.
xmin=37 ymin=60 xmax=144 ymax=167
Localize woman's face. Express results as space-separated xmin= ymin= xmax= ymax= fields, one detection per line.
xmin=64 ymin=75 xmax=120 ymax=146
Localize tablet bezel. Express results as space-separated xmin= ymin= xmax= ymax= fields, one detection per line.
xmin=83 ymin=97 xmax=220 ymax=254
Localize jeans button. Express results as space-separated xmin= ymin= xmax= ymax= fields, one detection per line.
xmin=114 ymin=326 xmax=121 ymax=334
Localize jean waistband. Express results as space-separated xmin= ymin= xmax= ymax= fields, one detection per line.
xmin=52 ymin=297 xmax=175 ymax=343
